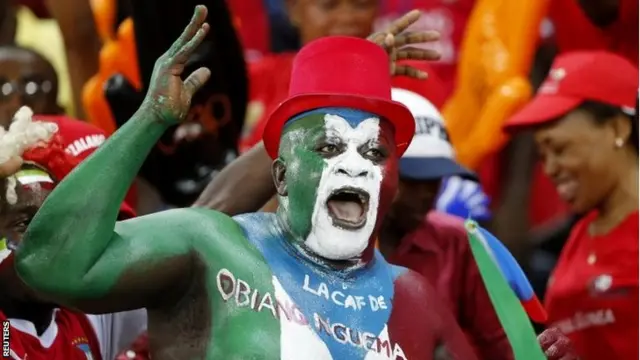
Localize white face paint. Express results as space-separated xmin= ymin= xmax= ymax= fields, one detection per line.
xmin=304 ymin=114 xmax=383 ymax=260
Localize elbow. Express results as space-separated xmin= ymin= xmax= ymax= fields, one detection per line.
xmin=14 ymin=231 xmax=89 ymax=299
xmin=14 ymin=249 xmax=81 ymax=298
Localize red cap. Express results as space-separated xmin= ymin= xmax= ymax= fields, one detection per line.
xmin=263 ymin=36 xmax=415 ymax=159
xmin=28 ymin=115 xmax=136 ymax=219
xmin=504 ymin=51 xmax=638 ymax=131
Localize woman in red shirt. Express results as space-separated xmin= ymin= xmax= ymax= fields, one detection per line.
xmin=504 ymin=51 xmax=638 ymax=360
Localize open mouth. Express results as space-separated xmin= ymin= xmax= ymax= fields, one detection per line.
xmin=326 ymin=187 xmax=370 ymax=230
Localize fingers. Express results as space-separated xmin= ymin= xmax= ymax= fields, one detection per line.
xmin=394 ymin=65 xmax=428 ymax=79
xmin=182 ymin=67 xmax=212 ymax=100
xmin=0 ymin=157 xmax=23 ymax=178
xmin=167 ymin=5 xmax=208 ymax=58
xmin=396 ymin=46 xmax=441 ymax=61
xmin=394 ymin=31 xmax=440 ymax=47
xmin=174 ymin=23 xmax=210 ymax=65
xmin=385 ymin=9 xmax=422 ymax=35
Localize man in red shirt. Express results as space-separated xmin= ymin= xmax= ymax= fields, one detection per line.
xmin=0 ymin=111 xmax=144 ymax=360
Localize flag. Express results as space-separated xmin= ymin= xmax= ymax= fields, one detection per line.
xmin=465 ymin=220 xmax=546 ymax=360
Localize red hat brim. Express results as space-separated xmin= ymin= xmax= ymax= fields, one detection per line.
xmin=263 ymin=93 xmax=415 ymax=159
xmin=503 ymin=94 xmax=582 ymax=132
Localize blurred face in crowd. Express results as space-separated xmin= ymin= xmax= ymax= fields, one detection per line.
xmin=0 ymin=46 xmax=61 ymax=129
xmin=0 ymin=164 xmax=53 ymax=302
xmin=534 ymin=105 xmax=634 ymax=214
xmin=274 ymin=108 xmax=398 ymax=261
xmin=386 ymin=178 xmax=441 ymax=233
xmin=287 ymin=0 xmax=379 ymax=45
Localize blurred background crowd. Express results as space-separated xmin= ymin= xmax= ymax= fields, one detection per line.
xmin=0 ymin=0 xmax=637 ymax=359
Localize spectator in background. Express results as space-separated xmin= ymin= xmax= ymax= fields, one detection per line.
xmin=0 ymin=43 xmax=138 ymax=211
xmin=0 ymin=110 xmax=145 ymax=360
xmin=0 ymin=45 xmax=63 ymax=128
xmin=504 ymin=51 xmax=639 ymax=360
xmin=548 ymin=0 xmax=638 ymax=64
xmin=380 ymin=83 xmax=511 ymax=359
xmin=241 ymin=0 xmax=440 ymax=152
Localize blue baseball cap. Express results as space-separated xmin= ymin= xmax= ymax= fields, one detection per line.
xmin=392 ymin=88 xmax=477 ymax=181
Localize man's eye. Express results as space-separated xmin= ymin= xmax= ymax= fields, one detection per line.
xmin=365 ymin=148 xmax=384 ymax=159
xmin=12 ymin=220 xmax=29 ymax=233
xmin=319 ymin=144 xmax=339 ymax=154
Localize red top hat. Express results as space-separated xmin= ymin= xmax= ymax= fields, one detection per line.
xmin=262 ymin=36 xmax=416 ymax=159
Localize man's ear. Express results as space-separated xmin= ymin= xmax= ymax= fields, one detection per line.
xmin=272 ymin=158 xmax=288 ymax=196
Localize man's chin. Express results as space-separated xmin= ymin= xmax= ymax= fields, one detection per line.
xmin=305 ymin=237 xmax=370 ymax=262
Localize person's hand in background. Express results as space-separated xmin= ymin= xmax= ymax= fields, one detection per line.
xmin=436 ymin=175 xmax=492 ymax=221
xmin=538 ymin=327 xmax=580 ymax=359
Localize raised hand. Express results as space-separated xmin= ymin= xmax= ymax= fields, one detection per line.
xmin=436 ymin=176 xmax=492 ymax=222
xmin=367 ymin=10 xmax=441 ymax=79
xmin=538 ymin=328 xmax=580 ymax=360
xmin=143 ymin=5 xmax=212 ymax=124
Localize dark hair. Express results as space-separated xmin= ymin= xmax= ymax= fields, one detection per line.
xmin=0 ymin=45 xmax=59 ymax=98
xmin=576 ymin=100 xmax=638 ymax=152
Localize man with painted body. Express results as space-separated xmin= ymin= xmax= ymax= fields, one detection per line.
xmin=13 ymin=6 xmax=477 ymax=360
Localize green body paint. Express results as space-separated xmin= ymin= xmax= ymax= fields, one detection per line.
xmin=13 ymin=105 xmax=284 ymax=359
xmin=277 ymin=113 xmax=327 ymax=240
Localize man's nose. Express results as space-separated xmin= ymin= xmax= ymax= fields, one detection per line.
xmin=336 ymin=167 xmax=369 ymax=178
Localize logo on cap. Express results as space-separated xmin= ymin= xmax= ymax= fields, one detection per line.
xmin=539 ymin=67 xmax=567 ymax=95
xmin=549 ymin=68 xmax=566 ymax=81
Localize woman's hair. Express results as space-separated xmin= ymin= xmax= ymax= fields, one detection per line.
xmin=0 ymin=107 xmax=58 ymax=204
xmin=576 ymin=100 xmax=638 ymax=152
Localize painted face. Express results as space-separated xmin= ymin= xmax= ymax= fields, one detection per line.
xmin=274 ymin=108 xmax=398 ymax=261
xmin=0 ymin=165 xmax=54 ymax=302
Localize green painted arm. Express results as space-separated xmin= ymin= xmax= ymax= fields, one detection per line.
xmin=14 ymin=106 xmax=201 ymax=313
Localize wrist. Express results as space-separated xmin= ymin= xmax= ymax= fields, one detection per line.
xmin=137 ymin=100 xmax=181 ymax=128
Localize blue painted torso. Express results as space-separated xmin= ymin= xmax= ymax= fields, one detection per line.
xmin=234 ymin=213 xmax=408 ymax=359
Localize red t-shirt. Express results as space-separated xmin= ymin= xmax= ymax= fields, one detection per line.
xmin=225 ymin=0 xmax=270 ymax=62
xmin=1 ymin=309 xmax=102 ymax=360
xmin=548 ymin=0 xmax=639 ymax=64
xmin=545 ymin=210 xmax=639 ymax=360
xmin=375 ymin=0 xmax=476 ymax=98
xmin=240 ymin=52 xmax=296 ymax=153
xmin=387 ymin=211 xmax=514 ymax=360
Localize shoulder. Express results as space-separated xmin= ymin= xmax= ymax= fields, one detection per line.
xmin=415 ymin=212 xmax=471 ymax=253
xmin=425 ymin=212 xmax=469 ymax=238
xmin=116 ymin=208 xmax=243 ymax=245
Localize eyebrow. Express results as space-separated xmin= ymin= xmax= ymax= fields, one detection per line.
xmin=8 ymin=203 xmax=40 ymax=215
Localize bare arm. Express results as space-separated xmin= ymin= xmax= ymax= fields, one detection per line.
xmin=192 ymin=142 xmax=275 ymax=214
xmin=14 ymin=6 xmax=215 ymax=313
xmin=45 ymin=0 xmax=101 ymax=119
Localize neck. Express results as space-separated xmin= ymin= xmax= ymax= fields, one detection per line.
xmin=0 ymin=297 xmax=55 ymax=335
xmin=594 ymin=154 xmax=639 ymax=234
